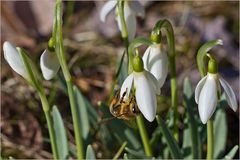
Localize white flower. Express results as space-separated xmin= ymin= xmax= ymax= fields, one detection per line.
xmin=120 ymin=70 xmax=160 ymax=122
xmin=40 ymin=49 xmax=60 ymax=80
xmin=100 ymin=0 xmax=145 ymax=41
xmin=142 ymin=44 xmax=168 ymax=88
xmin=195 ymin=73 xmax=238 ymax=124
xmin=3 ymin=41 xmax=28 ymax=79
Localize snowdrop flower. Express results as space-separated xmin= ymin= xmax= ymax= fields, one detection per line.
xmin=40 ymin=49 xmax=60 ymax=80
xmin=100 ymin=0 xmax=145 ymax=41
xmin=142 ymin=43 xmax=168 ymax=88
xmin=195 ymin=59 xmax=238 ymax=124
xmin=3 ymin=41 xmax=28 ymax=79
xmin=120 ymin=55 xmax=160 ymax=122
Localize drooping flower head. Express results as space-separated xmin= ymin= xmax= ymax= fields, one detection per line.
xmin=142 ymin=30 xmax=168 ymax=88
xmin=120 ymin=55 xmax=160 ymax=122
xmin=100 ymin=0 xmax=145 ymax=41
xmin=3 ymin=41 xmax=28 ymax=79
xmin=40 ymin=38 xmax=60 ymax=80
xmin=195 ymin=56 xmax=238 ymax=124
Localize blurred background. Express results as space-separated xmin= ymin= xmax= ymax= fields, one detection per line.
xmin=1 ymin=1 xmax=239 ymax=159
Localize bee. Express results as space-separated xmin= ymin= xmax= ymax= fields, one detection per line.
xmin=109 ymin=89 xmax=140 ymax=120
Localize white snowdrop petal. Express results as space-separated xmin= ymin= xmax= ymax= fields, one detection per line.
xmin=198 ymin=75 xmax=218 ymax=124
xmin=219 ymin=78 xmax=238 ymax=111
xmin=124 ymin=4 xmax=136 ymax=41
xmin=142 ymin=46 xmax=151 ymax=71
xmin=145 ymin=71 xmax=160 ymax=95
xmin=40 ymin=49 xmax=60 ymax=80
xmin=100 ymin=0 xmax=117 ymax=22
xmin=134 ymin=72 xmax=157 ymax=122
xmin=3 ymin=41 xmax=28 ymax=79
xmin=195 ymin=75 xmax=207 ymax=104
xmin=147 ymin=45 xmax=168 ymax=88
xmin=129 ymin=1 xmax=145 ymax=18
xmin=120 ymin=73 xmax=134 ymax=100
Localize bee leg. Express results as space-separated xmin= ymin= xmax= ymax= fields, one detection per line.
xmin=120 ymin=88 xmax=128 ymax=103
xmin=114 ymin=90 xmax=120 ymax=99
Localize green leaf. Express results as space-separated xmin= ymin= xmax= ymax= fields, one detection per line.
xmin=117 ymin=57 xmax=128 ymax=86
xmin=52 ymin=105 xmax=69 ymax=159
xmin=73 ymin=86 xmax=90 ymax=140
xmin=156 ymin=116 xmax=183 ymax=159
xmin=125 ymin=147 xmax=149 ymax=159
xmin=182 ymin=127 xmax=192 ymax=159
xmin=86 ymin=145 xmax=96 ymax=159
xmin=183 ymin=77 xmax=201 ymax=159
xmin=123 ymin=153 xmax=128 ymax=159
xmin=214 ymin=108 xmax=227 ymax=158
xmin=224 ymin=145 xmax=239 ymax=160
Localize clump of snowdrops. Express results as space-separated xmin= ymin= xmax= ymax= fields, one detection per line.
xmin=3 ymin=0 xmax=239 ymax=159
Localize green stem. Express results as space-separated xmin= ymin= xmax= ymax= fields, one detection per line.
xmin=118 ymin=0 xmax=128 ymax=42
xmin=39 ymin=92 xmax=59 ymax=159
xmin=118 ymin=0 xmax=153 ymax=157
xmin=18 ymin=48 xmax=59 ymax=159
xmin=67 ymin=80 xmax=84 ymax=159
xmin=196 ymin=40 xmax=222 ymax=160
xmin=55 ymin=0 xmax=84 ymax=159
xmin=207 ymin=119 xmax=214 ymax=160
xmin=155 ymin=19 xmax=179 ymax=141
xmin=117 ymin=0 xmax=130 ymax=71
xmin=113 ymin=141 xmax=127 ymax=160
xmin=136 ymin=115 xmax=153 ymax=157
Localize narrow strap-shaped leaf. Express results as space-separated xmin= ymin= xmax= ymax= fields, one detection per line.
xmin=214 ymin=108 xmax=227 ymax=158
xmin=73 ymin=86 xmax=90 ymax=140
xmin=125 ymin=147 xmax=149 ymax=159
xmin=52 ymin=105 xmax=69 ymax=159
xmin=183 ymin=77 xmax=201 ymax=158
xmin=86 ymin=145 xmax=96 ymax=159
xmin=156 ymin=116 xmax=183 ymax=159
xmin=123 ymin=153 xmax=128 ymax=159
xmin=224 ymin=145 xmax=238 ymax=160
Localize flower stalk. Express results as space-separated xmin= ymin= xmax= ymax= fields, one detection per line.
xmin=38 ymin=90 xmax=59 ymax=159
xmin=118 ymin=3 xmax=154 ymax=155
xmin=207 ymin=119 xmax=214 ymax=160
xmin=117 ymin=0 xmax=129 ymax=47
xmin=54 ymin=0 xmax=84 ymax=159
xmin=196 ymin=40 xmax=223 ymax=160
xmin=153 ymin=19 xmax=179 ymax=141
xmin=18 ymin=48 xmax=59 ymax=159
xmin=136 ymin=115 xmax=153 ymax=157
xmin=126 ymin=40 xmax=154 ymax=156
